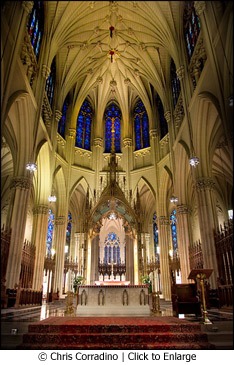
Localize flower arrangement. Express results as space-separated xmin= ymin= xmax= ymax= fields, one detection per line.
xmin=73 ymin=276 xmax=83 ymax=293
xmin=141 ymin=275 xmax=152 ymax=293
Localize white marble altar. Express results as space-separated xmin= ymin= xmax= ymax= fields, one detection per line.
xmin=76 ymin=284 xmax=150 ymax=316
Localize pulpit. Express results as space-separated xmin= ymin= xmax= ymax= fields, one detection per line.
xmin=188 ymin=269 xmax=213 ymax=324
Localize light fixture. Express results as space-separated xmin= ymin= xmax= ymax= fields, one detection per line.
xmin=189 ymin=155 xmax=200 ymax=167
xmin=26 ymin=162 xmax=37 ymax=172
xmin=109 ymin=212 xmax=117 ymax=220
xmin=48 ymin=193 xmax=56 ymax=203
xmin=170 ymin=195 xmax=179 ymax=204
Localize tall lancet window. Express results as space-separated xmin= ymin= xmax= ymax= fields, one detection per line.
xmin=46 ymin=209 xmax=55 ymax=256
xmin=58 ymin=95 xmax=69 ymax=139
xmin=75 ymin=99 xmax=93 ymax=150
xmin=45 ymin=58 xmax=56 ymax=107
xmin=65 ymin=212 xmax=72 ymax=258
xmin=133 ymin=99 xmax=150 ymax=151
xmin=183 ymin=1 xmax=201 ymax=61
xmin=104 ymin=103 xmax=121 ymax=153
xmin=155 ymin=94 xmax=168 ymax=139
xmin=27 ymin=1 xmax=44 ymax=60
xmin=170 ymin=59 xmax=181 ymax=108
xmin=170 ymin=209 xmax=178 ymax=254
xmin=153 ymin=212 xmax=159 ymax=256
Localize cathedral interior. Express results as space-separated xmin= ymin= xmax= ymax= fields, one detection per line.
xmin=1 ymin=0 xmax=233 ymax=319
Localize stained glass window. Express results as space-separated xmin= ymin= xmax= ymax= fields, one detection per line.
xmin=155 ymin=94 xmax=168 ymax=139
xmin=75 ymin=99 xmax=93 ymax=150
xmin=170 ymin=59 xmax=181 ymax=108
xmin=153 ymin=212 xmax=159 ymax=256
xmin=45 ymin=58 xmax=56 ymax=107
xmin=27 ymin=1 xmax=44 ymax=60
xmin=46 ymin=209 xmax=54 ymax=256
xmin=104 ymin=103 xmax=121 ymax=153
xmin=133 ymin=100 xmax=150 ymax=151
xmin=183 ymin=1 xmax=201 ymax=61
xmin=170 ymin=209 xmax=178 ymax=253
xmin=65 ymin=212 xmax=72 ymax=257
xmin=58 ymin=95 xmax=69 ymax=138
xmin=104 ymin=232 xmax=120 ymax=264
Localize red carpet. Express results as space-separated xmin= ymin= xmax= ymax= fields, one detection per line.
xmin=18 ymin=316 xmax=215 ymax=350
xmin=19 ymin=317 xmax=214 ymax=350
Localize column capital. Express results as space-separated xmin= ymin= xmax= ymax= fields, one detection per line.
xmin=194 ymin=1 xmax=206 ymax=16
xmin=68 ymin=128 xmax=76 ymax=138
xmin=176 ymin=65 xmax=185 ymax=81
xmin=10 ymin=176 xmax=32 ymax=190
xmin=123 ymin=138 xmax=132 ymax=147
xmin=158 ymin=216 xmax=169 ymax=225
xmin=33 ymin=205 xmax=49 ymax=215
xmin=149 ymin=129 xmax=158 ymax=139
xmin=93 ymin=137 xmax=103 ymax=147
xmin=195 ymin=177 xmax=215 ymax=191
xmin=176 ymin=204 xmax=191 ymax=215
xmin=41 ymin=64 xmax=50 ymax=79
xmin=55 ymin=110 xmax=62 ymax=122
xmin=22 ymin=1 xmax=34 ymax=14
xmin=164 ymin=111 xmax=171 ymax=123
xmin=55 ymin=216 xmax=66 ymax=225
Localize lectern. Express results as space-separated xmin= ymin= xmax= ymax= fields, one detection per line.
xmin=188 ymin=269 xmax=213 ymax=324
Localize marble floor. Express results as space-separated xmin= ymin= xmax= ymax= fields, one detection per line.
xmin=1 ymin=298 xmax=233 ymax=350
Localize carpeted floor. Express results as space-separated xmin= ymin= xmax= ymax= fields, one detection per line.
xmin=18 ymin=315 xmax=215 ymax=350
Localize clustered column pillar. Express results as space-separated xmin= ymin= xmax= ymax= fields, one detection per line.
xmin=176 ymin=204 xmax=192 ymax=283
xmin=53 ymin=216 xmax=66 ymax=297
xmin=158 ymin=216 xmax=171 ymax=300
xmin=5 ymin=176 xmax=32 ymax=289
xmin=32 ymin=204 xmax=49 ymax=290
xmin=195 ymin=177 xmax=219 ymax=287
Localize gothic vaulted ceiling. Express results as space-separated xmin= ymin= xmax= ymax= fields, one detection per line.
xmin=45 ymin=1 xmax=183 ymax=116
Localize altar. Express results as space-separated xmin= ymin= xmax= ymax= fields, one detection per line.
xmin=76 ymin=284 xmax=150 ymax=316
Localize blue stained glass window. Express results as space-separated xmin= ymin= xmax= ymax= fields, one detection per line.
xmin=170 ymin=209 xmax=178 ymax=253
xmin=45 ymin=58 xmax=56 ymax=107
xmin=46 ymin=209 xmax=54 ymax=255
xmin=153 ymin=212 xmax=159 ymax=256
xmin=133 ymin=100 xmax=150 ymax=151
xmin=170 ymin=59 xmax=181 ymax=108
xmin=104 ymin=103 xmax=122 ymax=153
xmin=75 ymin=99 xmax=93 ymax=150
xmin=183 ymin=2 xmax=201 ymax=61
xmin=58 ymin=95 xmax=69 ymax=138
xmin=27 ymin=1 xmax=44 ymax=60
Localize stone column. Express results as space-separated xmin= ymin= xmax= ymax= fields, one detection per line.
xmin=133 ymin=234 xmax=139 ymax=284
xmin=176 ymin=204 xmax=193 ymax=283
xmin=65 ymin=128 xmax=76 ymax=165
xmin=122 ymin=138 xmax=133 ymax=197
xmin=32 ymin=204 xmax=49 ymax=290
xmin=195 ymin=177 xmax=219 ymax=287
xmin=90 ymin=235 xmax=99 ymax=284
xmin=53 ymin=216 xmax=66 ymax=297
xmin=5 ymin=176 xmax=32 ymax=288
xmin=144 ymin=233 xmax=151 ymax=262
xmin=125 ymin=235 xmax=134 ymax=284
xmin=93 ymin=138 xmax=103 ymax=198
xmin=158 ymin=216 xmax=171 ymax=300
xmin=85 ymin=234 xmax=92 ymax=284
